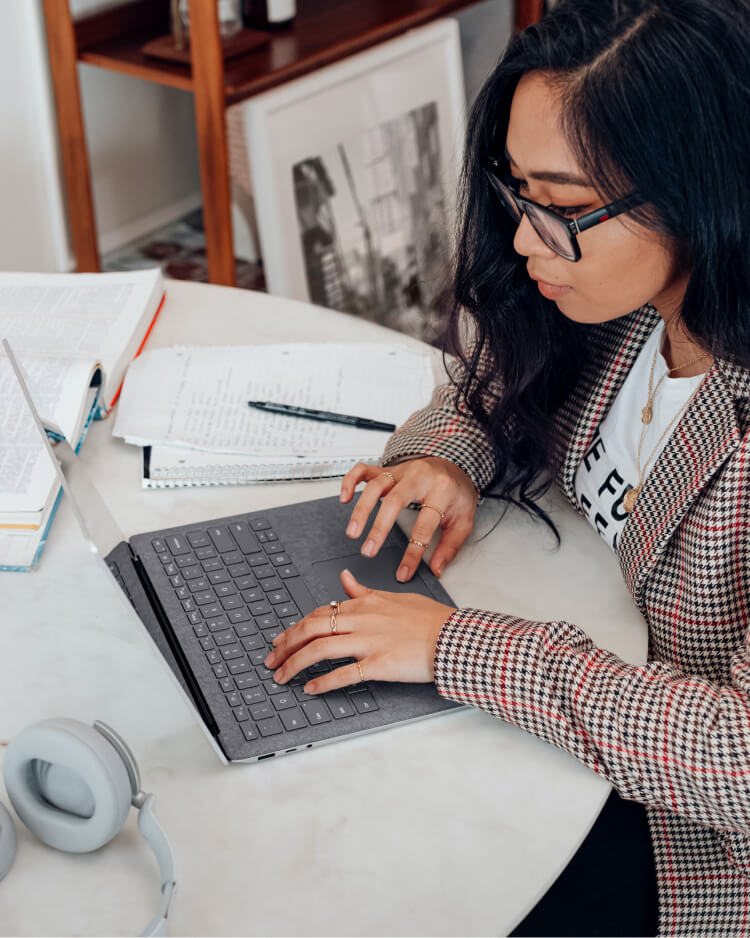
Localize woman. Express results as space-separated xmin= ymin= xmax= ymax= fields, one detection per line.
xmin=265 ymin=0 xmax=750 ymax=933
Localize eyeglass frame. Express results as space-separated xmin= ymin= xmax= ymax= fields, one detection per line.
xmin=483 ymin=156 xmax=644 ymax=262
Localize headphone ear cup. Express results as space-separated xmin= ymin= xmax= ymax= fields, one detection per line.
xmin=3 ymin=719 xmax=132 ymax=854
xmin=0 ymin=801 xmax=17 ymax=881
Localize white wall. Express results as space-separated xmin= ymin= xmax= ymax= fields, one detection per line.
xmin=0 ymin=0 xmax=510 ymax=273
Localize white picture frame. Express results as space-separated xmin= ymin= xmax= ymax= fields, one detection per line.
xmin=235 ymin=19 xmax=466 ymax=340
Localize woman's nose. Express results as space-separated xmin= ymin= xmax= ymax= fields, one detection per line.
xmin=513 ymin=213 xmax=557 ymax=259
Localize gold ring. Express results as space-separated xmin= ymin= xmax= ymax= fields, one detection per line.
xmin=356 ymin=660 xmax=365 ymax=683
xmin=329 ymin=599 xmax=340 ymax=634
xmin=380 ymin=470 xmax=397 ymax=486
xmin=409 ymin=537 xmax=427 ymax=549
xmin=420 ymin=503 xmax=445 ymax=522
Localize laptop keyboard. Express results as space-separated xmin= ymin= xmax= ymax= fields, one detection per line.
xmin=150 ymin=516 xmax=379 ymax=743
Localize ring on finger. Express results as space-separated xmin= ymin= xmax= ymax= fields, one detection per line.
xmin=356 ymin=660 xmax=365 ymax=683
xmin=409 ymin=537 xmax=427 ymax=549
xmin=420 ymin=503 xmax=445 ymax=522
xmin=329 ymin=599 xmax=340 ymax=634
xmin=380 ymin=470 xmax=397 ymax=486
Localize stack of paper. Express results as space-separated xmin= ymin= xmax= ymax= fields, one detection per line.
xmin=113 ymin=343 xmax=436 ymax=486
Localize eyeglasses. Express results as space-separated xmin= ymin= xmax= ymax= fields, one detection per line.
xmin=483 ymin=157 xmax=644 ymax=262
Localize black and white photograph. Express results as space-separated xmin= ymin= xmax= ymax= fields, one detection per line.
xmin=291 ymin=103 xmax=450 ymax=343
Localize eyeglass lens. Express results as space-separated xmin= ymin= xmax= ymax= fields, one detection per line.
xmin=489 ymin=174 xmax=577 ymax=261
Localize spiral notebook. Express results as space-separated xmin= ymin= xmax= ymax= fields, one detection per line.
xmin=114 ymin=343 xmax=437 ymax=487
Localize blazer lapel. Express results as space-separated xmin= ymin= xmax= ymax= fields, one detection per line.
xmin=618 ymin=363 xmax=741 ymax=608
xmin=556 ymin=304 xmax=660 ymax=506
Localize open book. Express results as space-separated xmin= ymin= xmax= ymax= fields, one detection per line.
xmin=0 ymin=268 xmax=165 ymax=570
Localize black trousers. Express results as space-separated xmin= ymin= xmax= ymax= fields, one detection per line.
xmin=510 ymin=789 xmax=659 ymax=937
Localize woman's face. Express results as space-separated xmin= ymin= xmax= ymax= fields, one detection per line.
xmin=505 ymin=71 xmax=688 ymax=324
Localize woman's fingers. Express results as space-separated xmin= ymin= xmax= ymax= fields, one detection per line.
xmin=340 ymin=462 xmax=382 ymax=504
xmin=345 ymin=471 xmax=402 ymax=542
xmin=429 ymin=515 xmax=475 ymax=578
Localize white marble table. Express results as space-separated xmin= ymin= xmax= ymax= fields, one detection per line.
xmin=0 ymin=280 xmax=647 ymax=936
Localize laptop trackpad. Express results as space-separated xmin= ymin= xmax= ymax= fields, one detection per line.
xmin=311 ymin=547 xmax=433 ymax=599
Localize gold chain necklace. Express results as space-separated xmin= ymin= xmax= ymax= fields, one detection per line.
xmin=622 ymin=340 xmax=711 ymax=514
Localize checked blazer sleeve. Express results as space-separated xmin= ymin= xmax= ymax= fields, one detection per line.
xmin=381 ymin=354 xmax=500 ymax=494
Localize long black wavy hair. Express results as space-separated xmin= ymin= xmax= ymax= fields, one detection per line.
xmin=446 ymin=0 xmax=750 ymax=534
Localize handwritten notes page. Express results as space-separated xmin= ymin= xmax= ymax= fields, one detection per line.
xmin=114 ymin=344 xmax=436 ymax=458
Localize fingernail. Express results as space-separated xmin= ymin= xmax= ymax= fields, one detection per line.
xmin=436 ymin=562 xmax=445 ymax=578
xmin=362 ymin=539 xmax=375 ymax=557
xmin=304 ymin=681 xmax=316 ymax=694
xmin=265 ymin=651 xmax=276 ymax=666
xmin=347 ymin=521 xmax=360 ymax=538
xmin=273 ymin=669 xmax=285 ymax=684
xmin=339 ymin=490 xmax=347 ymax=502
xmin=396 ymin=564 xmax=410 ymax=581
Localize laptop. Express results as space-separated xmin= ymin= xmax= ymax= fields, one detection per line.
xmin=5 ymin=339 xmax=461 ymax=764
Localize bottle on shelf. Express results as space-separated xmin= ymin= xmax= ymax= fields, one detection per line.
xmin=242 ymin=0 xmax=297 ymax=30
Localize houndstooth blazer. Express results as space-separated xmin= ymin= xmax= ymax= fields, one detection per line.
xmin=383 ymin=304 xmax=750 ymax=937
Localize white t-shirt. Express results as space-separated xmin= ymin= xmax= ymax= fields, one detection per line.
xmin=573 ymin=321 xmax=704 ymax=552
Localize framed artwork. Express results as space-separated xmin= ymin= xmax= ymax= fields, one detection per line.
xmin=234 ymin=19 xmax=466 ymax=343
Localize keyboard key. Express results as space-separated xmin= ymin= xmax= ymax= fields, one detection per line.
xmin=248 ymin=649 xmax=267 ymax=666
xmin=280 ymin=708 xmax=307 ymax=731
xmin=302 ymin=700 xmax=332 ymax=725
xmin=187 ymin=610 xmax=202 ymax=625
xmin=280 ymin=616 xmax=301 ymax=628
xmin=254 ymin=565 xmax=276 ymax=580
xmin=271 ymin=554 xmax=292 ymax=567
xmin=228 ymin=608 xmax=252 ymax=624
xmin=151 ymin=537 xmax=167 ymax=553
xmin=201 ymin=558 xmax=222 ymax=573
xmin=193 ymin=622 xmax=209 ymax=638
xmin=250 ymin=518 xmax=271 ymax=531
xmin=233 ymin=706 xmax=250 ymax=723
xmin=175 ymin=585 xmax=190 ymax=601
xmin=352 ymin=692 xmax=379 ymax=714
xmin=255 ymin=614 xmax=276 ymax=630
xmin=212 ymin=663 xmax=228 ymax=678
xmin=261 ymin=626 xmax=283 ymax=643
xmin=265 ymin=530 xmax=278 ymax=542
xmin=228 ymin=562 xmax=251 ymax=577
xmin=228 ymin=521 xmax=261 ymax=555
xmin=257 ymin=717 xmax=283 ymax=737
xmin=199 ymin=635 xmax=214 ymax=651
xmin=248 ymin=555 xmax=270 ymax=567
xmin=219 ymin=677 xmax=234 ymax=693
xmin=250 ymin=702 xmax=275 ymax=721
xmin=187 ymin=531 xmax=211 ymax=548
xmin=208 ymin=526 xmax=237 ymax=553
xmin=188 ymin=577 xmax=210 ymax=593
xmin=272 ymin=693 xmax=297 ymax=711
xmin=241 ymin=724 xmax=259 ymax=741
xmin=176 ymin=554 xmax=197 ymax=568
xmin=241 ymin=634 xmax=265 ymax=652
xmin=241 ymin=588 xmax=264 ymax=604
xmin=234 ymin=575 xmax=257 ymax=591
xmin=169 ymin=574 xmax=184 ymax=588
xmin=228 ymin=659 xmax=251 ymax=675
xmin=235 ymin=621 xmax=258 ymax=638
xmin=205 ymin=649 xmax=221 ymax=665
xmin=309 ymin=661 xmax=331 ymax=675
xmin=159 ymin=553 xmax=172 ymax=565
xmin=250 ymin=600 xmax=272 ymax=616
xmin=166 ymin=534 xmax=191 ymax=555
xmin=294 ymin=685 xmax=318 ymax=702
xmin=235 ymin=672 xmax=259 ymax=690
xmin=221 ymin=644 xmax=244 ymax=660
xmin=206 ymin=615 xmax=230 ymax=632
xmin=182 ymin=566 xmax=205 ymax=581
xmin=208 ymin=570 xmax=230 ymax=585
xmin=276 ymin=603 xmax=299 ymax=619
xmin=200 ymin=602 xmax=223 ymax=618
xmin=223 ymin=550 xmax=244 ymax=566
xmin=164 ymin=562 xmax=178 ymax=577
xmin=260 ymin=577 xmax=283 ymax=592
xmin=264 ymin=542 xmax=285 ymax=555
xmin=221 ymin=596 xmax=243 ymax=610
xmin=326 ymin=692 xmax=355 ymax=719
xmin=194 ymin=591 xmax=216 ymax=606
xmin=214 ymin=630 xmax=237 ymax=647
xmin=256 ymin=666 xmax=274 ymax=680
xmin=182 ymin=598 xmax=197 ymax=613
xmin=195 ymin=546 xmax=216 ymax=560
xmin=268 ymin=589 xmax=291 ymax=605
xmin=226 ymin=691 xmax=242 ymax=708
xmin=215 ymin=583 xmax=237 ymax=597
xmin=242 ymin=687 xmax=266 ymax=705
xmin=277 ymin=566 xmax=299 ymax=579
xmin=264 ymin=680 xmax=287 ymax=695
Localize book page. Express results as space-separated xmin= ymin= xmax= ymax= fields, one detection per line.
xmin=0 ymin=268 xmax=162 ymax=407
xmin=114 ymin=343 xmax=435 ymax=457
xmin=0 ymin=354 xmax=96 ymax=517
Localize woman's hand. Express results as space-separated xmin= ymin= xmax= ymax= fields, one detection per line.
xmin=340 ymin=456 xmax=479 ymax=582
xmin=264 ymin=569 xmax=456 ymax=694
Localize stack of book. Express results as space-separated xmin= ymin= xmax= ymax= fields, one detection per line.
xmin=0 ymin=268 xmax=165 ymax=571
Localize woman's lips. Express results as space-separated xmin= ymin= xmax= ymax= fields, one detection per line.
xmin=531 ymin=276 xmax=572 ymax=301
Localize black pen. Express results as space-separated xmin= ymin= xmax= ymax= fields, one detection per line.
xmin=248 ymin=400 xmax=396 ymax=432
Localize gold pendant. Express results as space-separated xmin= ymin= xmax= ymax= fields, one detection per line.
xmin=623 ymin=486 xmax=640 ymax=513
xmin=641 ymin=404 xmax=653 ymax=424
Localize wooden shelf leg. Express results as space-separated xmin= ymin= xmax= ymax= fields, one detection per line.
xmin=516 ymin=0 xmax=545 ymax=30
xmin=42 ymin=0 xmax=100 ymax=272
xmin=189 ymin=0 xmax=236 ymax=287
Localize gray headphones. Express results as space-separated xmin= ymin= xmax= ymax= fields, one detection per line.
xmin=0 ymin=718 xmax=176 ymax=936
